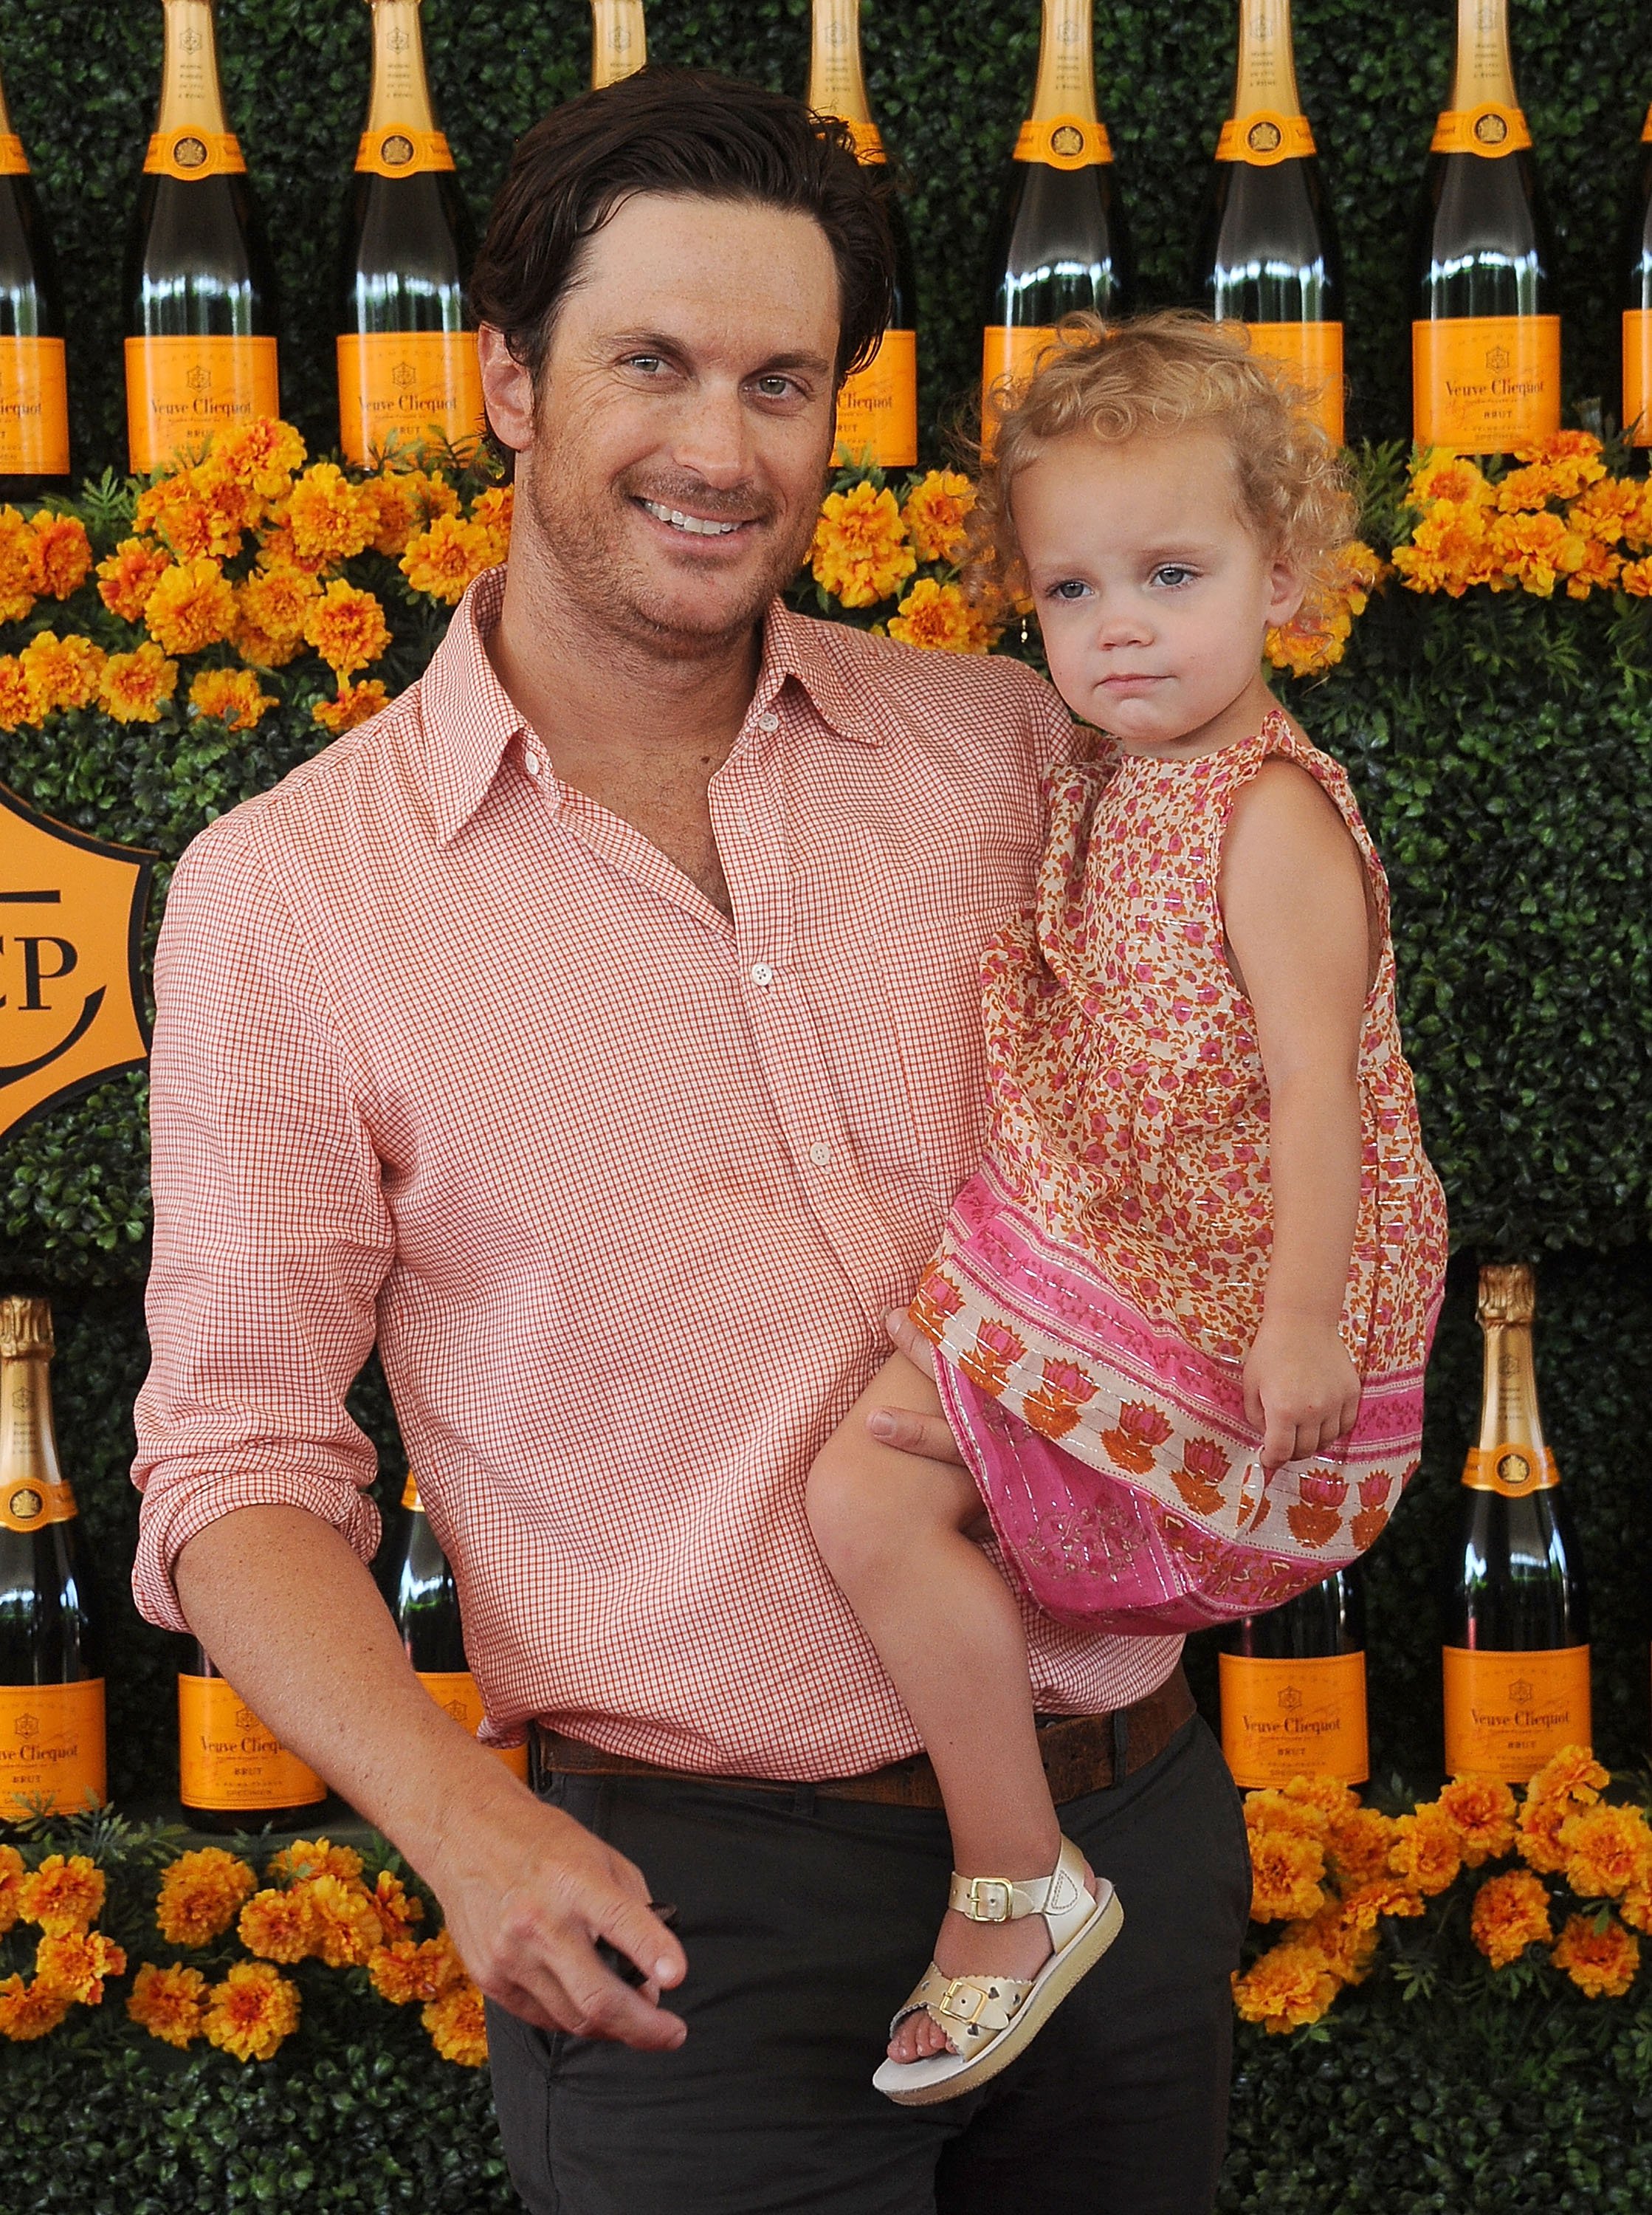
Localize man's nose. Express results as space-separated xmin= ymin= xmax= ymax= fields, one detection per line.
xmin=668 ymin=379 xmax=753 ymax=490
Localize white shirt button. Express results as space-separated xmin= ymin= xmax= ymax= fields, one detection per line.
xmin=524 ymin=749 xmax=543 ymax=776
xmin=808 ymin=1142 xmax=833 ymax=1169
xmin=749 ymin=962 xmax=774 ymax=986
xmin=757 ymin=710 xmax=779 ymax=733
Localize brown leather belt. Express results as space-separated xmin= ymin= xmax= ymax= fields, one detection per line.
xmin=534 ymin=1666 xmax=1196 ymax=1811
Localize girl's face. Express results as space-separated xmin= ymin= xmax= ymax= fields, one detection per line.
xmin=1011 ymin=428 xmax=1307 ymax=758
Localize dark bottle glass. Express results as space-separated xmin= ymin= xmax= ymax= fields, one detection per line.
xmin=176 ymin=1641 xmax=328 ymax=1835
xmin=1219 ymin=1567 xmax=1369 ymax=1788
xmin=0 ymin=1299 xmax=106 ymax=1831
xmin=0 ymin=66 xmax=69 ymax=501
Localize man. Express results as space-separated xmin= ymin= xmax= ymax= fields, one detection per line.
xmin=133 ymin=69 xmax=1248 ymax=2215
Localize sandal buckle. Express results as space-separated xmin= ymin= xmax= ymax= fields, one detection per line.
xmin=938 ymin=1978 xmax=988 ymax=2024
xmin=960 ymin=1877 xmax=1014 ymax=1923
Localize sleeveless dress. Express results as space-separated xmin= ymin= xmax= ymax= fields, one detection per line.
xmin=912 ymin=710 xmax=1448 ymax=1632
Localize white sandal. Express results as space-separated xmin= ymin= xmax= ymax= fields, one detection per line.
xmin=872 ymin=1837 xmax=1123 ymax=2106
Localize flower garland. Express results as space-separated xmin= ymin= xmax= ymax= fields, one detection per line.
xmin=1235 ymin=1745 xmax=1652 ymax=2034
xmin=0 ymin=1829 xmax=486 ymax=2067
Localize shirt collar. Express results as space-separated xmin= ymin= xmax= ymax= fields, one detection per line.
xmin=416 ymin=574 xmax=886 ymax=848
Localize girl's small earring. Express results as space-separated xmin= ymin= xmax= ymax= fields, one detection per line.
xmin=1019 ymin=615 xmax=1031 ymax=650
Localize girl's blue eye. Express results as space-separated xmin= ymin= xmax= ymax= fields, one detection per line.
xmin=1049 ymin=579 xmax=1090 ymax=602
xmin=1152 ymin=564 xmax=1197 ymax=589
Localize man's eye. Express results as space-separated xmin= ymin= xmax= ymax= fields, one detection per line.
xmin=1152 ymin=564 xmax=1197 ymax=588
xmin=754 ymin=375 xmax=797 ymax=399
xmin=626 ymin=354 xmax=666 ymax=374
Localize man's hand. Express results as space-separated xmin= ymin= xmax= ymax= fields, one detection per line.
xmin=1242 ymin=1311 xmax=1362 ymax=1471
xmin=865 ymin=1310 xmax=963 ymax=1461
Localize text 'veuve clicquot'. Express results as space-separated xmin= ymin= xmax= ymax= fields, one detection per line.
xmin=177 ymin=1643 xmax=327 ymax=1831
xmin=1219 ymin=1565 xmax=1369 ymax=1790
xmin=0 ymin=62 xmax=68 ymax=497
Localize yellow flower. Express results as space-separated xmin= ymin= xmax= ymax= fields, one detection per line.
xmin=364 ymin=466 xmax=460 ymax=557
xmin=422 ymin=1977 xmax=488 ymax=2066
xmin=154 ymin=1847 xmax=258 ymax=1947
xmin=1490 ymin=508 xmax=1587 ymax=598
xmin=189 ymin=665 xmax=278 ymax=732
xmin=298 ymin=1872 xmax=384 ymax=1968
xmin=211 ymin=416 xmax=306 ymax=499
xmin=99 ymin=642 xmax=179 ymax=724
xmin=1408 ymin=451 xmax=1496 ymax=509
xmin=1247 ymin=1827 xmax=1326 ymax=1924
xmin=1326 ymin=1807 xmax=1400 ymax=1888
xmin=34 ymin=1927 xmax=125 ymax=2004
xmin=134 ymin=468 xmax=248 ymax=563
xmin=1527 ymin=1745 xmax=1608 ymax=1806
xmin=368 ymin=1931 xmax=464 ymax=2005
xmin=238 ymin=1886 xmax=317 ymax=1963
xmin=17 ymin=1852 xmax=104 ymax=1934
xmin=303 ymin=578 xmax=390 ymax=676
xmin=285 ymin=461 xmax=378 ymax=566
xmin=1560 ymin=1802 xmax=1652 ymax=1901
xmin=399 ymin=512 xmax=498 ymax=603
xmin=144 ymin=555 xmax=238 ymax=655
xmin=1436 ymin=1776 xmax=1518 ymax=1867
xmin=30 ymin=512 xmax=92 ymax=599
xmin=469 ymin=483 xmax=514 ymax=566
xmin=1620 ymin=554 xmax=1652 ymax=598
xmin=19 ymin=631 xmax=106 ymax=715
xmin=1391 ymin=497 xmax=1498 ymax=597
xmin=1621 ymin=1876 xmax=1652 ymax=1935
xmin=1231 ymin=1941 xmax=1339 ymax=2033
xmin=901 ymin=469 xmax=976 ymax=564
xmin=1470 ymin=1869 xmax=1553 ymax=1969
xmin=809 ymin=481 xmax=916 ymax=608
xmin=1388 ymin=1804 xmax=1464 ymax=1898
xmin=0 ymin=1844 xmax=24 ymax=1935
xmin=234 ymin=560 xmax=321 ymax=668
xmin=0 ymin=504 xmax=41 ymax=622
xmin=1564 ymin=538 xmax=1622 ymax=600
xmin=0 ymin=656 xmax=35 ymax=729
xmin=1551 ymin=1912 xmax=1640 ymax=1999
xmin=0 ymin=1974 xmax=71 ymax=2041
xmin=203 ymin=1959 xmax=300 ymax=2062
xmin=1509 ymin=428 xmax=1606 ymax=502
xmin=97 ymin=537 xmax=171 ymax=622
xmin=313 ymin=677 xmax=390 ymax=735
xmin=369 ymin=1870 xmax=424 ymax=1948
xmin=1243 ymin=1790 xmax=1329 ymax=1844
xmin=1569 ymin=478 xmax=1643 ymax=545
xmin=1284 ymin=1896 xmax=1380 ymax=1986
xmin=1335 ymin=1875 xmax=1427 ymax=1928
xmin=127 ymin=1961 xmax=209 ymax=2049
xmin=1265 ymin=601 xmax=1352 ymax=676
xmin=887 ymin=576 xmax=994 ymax=653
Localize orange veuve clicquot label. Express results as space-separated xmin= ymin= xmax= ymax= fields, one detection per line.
xmin=1442 ymin=1645 xmax=1591 ymax=1782
xmin=0 ymin=1680 xmax=105 ymax=1817
xmin=982 ymin=325 xmax=1061 ymax=454
xmin=1461 ymin=1443 xmax=1560 ymax=1497
xmin=0 ymin=337 xmax=69 ymax=475
xmin=835 ymin=329 xmax=917 ymax=469
xmin=1412 ymin=315 xmax=1560 ymax=453
xmin=1218 ymin=1651 xmax=1369 ymax=1789
xmin=0 ymin=135 xmax=28 ymax=176
xmin=143 ymin=129 xmax=247 ymax=181
xmin=842 ymin=120 xmax=886 ymax=162
xmin=1243 ymin=320 xmax=1344 ymax=445
xmin=336 ymin=331 xmax=484 ymax=467
xmin=1216 ymin=111 xmax=1317 ymax=165
xmin=1430 ymin=103 xmax=1532 ymax=157
xmin=125 ymin=334 xmax=280 ymax=474
xmin=416 ymin=1669 xmax=531 ymax=1782
xmin=1013 ymin=116 xmax=1112 ymax=168
xmin=1624 ymin=312 xmax=1652 ymax=445
xmin=177 ymin=1674 xmax=326 ymax=1812
xmin=355 ymin=128 xmax=455 ymax=179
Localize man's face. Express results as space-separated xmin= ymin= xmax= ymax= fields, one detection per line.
xmin=499 ymin=192 xmax=842 ymax=654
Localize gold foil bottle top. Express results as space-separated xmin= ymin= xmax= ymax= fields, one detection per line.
xmin=0 ymin=1297 xmax=54 ymax=1361
xmin=1476 ymin=1263 xmax=1535 ymax=1330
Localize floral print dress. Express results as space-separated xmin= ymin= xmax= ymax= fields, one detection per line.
xmin=912 ymin=710 xmax=1448 ymax=1631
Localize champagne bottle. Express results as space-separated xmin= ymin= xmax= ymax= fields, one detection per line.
xmin=1198 ymin=0 xmax=1344 ymax=445
xmin=1411 ymin=0 xmax=1558 ymax=455
xmin=123 ymin=0 xmax=280 ymax=475
xmin=1442 ymin=1264 xmax=1590 ymax=1782
xmin=0 ymin=63 xmax=68 ymax=498
xmin=980 ymin=0 xmax=1133 ymax=435
xmin=177 ymin=1644 xmax=327 ymax=1833
xmin=0 ymin=1299 xmax=105 ymax=1829
xmin=590 ymin=0 xmax=647 ymax=91
xmin=378 ymin=1474 xmax=529 ymax=1780
xmin=1621 ymin=99 xmax=1652 ymax=447
xmin=1219 ymin=1567 xmax=1368 ymax=1790
xmin=339 ymin=0 xmax=480 ymax=468
xmin=808 ymin=0 xmax=918 ymax=470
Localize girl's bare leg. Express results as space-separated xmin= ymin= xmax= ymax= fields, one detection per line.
xmin=807 ymin=1352 xmax=1095 ymax=2064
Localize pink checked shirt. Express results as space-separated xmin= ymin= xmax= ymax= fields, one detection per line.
xmin=131 ymin=567 xmax=1182 ymax=1777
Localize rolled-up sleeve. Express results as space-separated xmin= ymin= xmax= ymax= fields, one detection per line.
xmin=131 ymin=808 xmax=392 ymax=1632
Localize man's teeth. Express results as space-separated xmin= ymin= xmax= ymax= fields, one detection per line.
xmin=641 ymin=500 xmax=741 ymax=538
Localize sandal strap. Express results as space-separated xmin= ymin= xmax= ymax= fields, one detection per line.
xmin=949 ymin=1837 xmax=1092 ymax=1947
xmin=888 ymin=1961 xmax=1035 ymax=2053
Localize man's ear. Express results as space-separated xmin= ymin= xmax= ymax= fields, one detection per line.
xmin=478 ymin=326 xmax=535 ymax=456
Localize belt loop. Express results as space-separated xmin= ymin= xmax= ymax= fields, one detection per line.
xmin=1111 ymin=1707 xmax=1130 ymax=1786
xmin=793 ymin=1782 xmax=817 ymax=1819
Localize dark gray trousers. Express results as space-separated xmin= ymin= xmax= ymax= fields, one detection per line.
xmin=488 ymin=1714 xmax=1250 ymax=2215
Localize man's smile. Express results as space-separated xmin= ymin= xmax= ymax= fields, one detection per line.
xmin=636 ymin=498 xmax=754 ymax=539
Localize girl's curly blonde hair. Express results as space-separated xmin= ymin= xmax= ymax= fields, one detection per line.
xmin=975 ymin=310 xmax=1357 ymax=600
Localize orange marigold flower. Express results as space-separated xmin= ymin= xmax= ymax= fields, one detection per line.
xmin=31 ymin=512 xmax=92 ymax=598
xmin=154 ymin=1847 xmax=258 ymax=1947
xmin=1280 ymin=1776 xmax=1360 ymax=1822
xmin=422 ymin=1976 xmax=488 ymax=2065
xmin=99 ymin=642 xmax=179 ymax=724
xmin=1569 ymin=477 xmax=1643 ymax=545
xmin=1564 ymin=537 xmax=1622 ymax=599
xmin=238 ymin=1885 xmax=318 ymax=1964
xmin=303 ymin=577 xmax=390 ymax=676
xmin=1388 ymin=1804 xmax=1464 ymax=1897
xmin=368 ymin=1931 xmax=464 ymax=2006
xmin=1527 ymin=1745 xmax=1608 ymax=1807
xmin=203 ymin=1959 xmax=300 ymax=2063
xmin=369 ymin=1870 xmax=424 ymax=1948
xmin=17 ymin=1852 xmax=105 ymax=1934
xmin=97 ymin=537 xmax=171 ymax=622
xmin=1408 ymin=451 xmax=1496 ymax=509
xmin=298 ymin=1872 xmax=384 ymax=1968
xmin=1391 ymin=497 xmax=1498 ymax=597
xmin=0 ymin=655 xmax=35 ymax=729
xmin=285 ymin=461 xmax=378 ymax=566
xmin=1509 ymin=428 xmax=1607 ymax=501
xmin=189 ymin=664 xmax=278 ymax=732
xmin=0 ymin=1844 xmax=24 ymax=1935
xmin=235 ymin=560 xmax=320 ymax=667
xmin=400 ymin=512 xmax=497 ymax=603
xmin=1490 ymin=508 xmax=1588 ymax=598
xmin=134 ymin=469 xmax=244 ymax=563
xmin=1560 ymin=1802 xmax=1652 ymax=1901
xmin=363 ymin=466 xmax=461 ymax=557
xmin=127 ymin=1961 xmax=209 ymax=2049
xmin=1326 ymin=1807 xmax=1400 ymax=1887
xmin=19 ymin=631 xmax=106 ymax=715
xmin=144 ymin=554 xmax=238 ymax=655
xmin=1244 ymin=1790 xmax=1329 ymax=1844
xmin=469 ymin=483 xmax=513 ymax=566
xmin=0 ymin=1973 xmax=72 ymax=2041
xmin=313 ymin=676 xmax=390 ymax=735
xmin=1231 ymin=1941 xmax=1339 ymax=2033
xmin=263 ymin=1836 xmax=362 ymax=1887
xmin=1620 ymin=554 xmax=1652 ymax=597
xmin=809 ymin=481 xmax=915 ymax=608
xmin=1552 ymin=1911 xmax=1640 ymax=1999
xmin=1336 ymin=1875 xmax=1427 ymax=1927
xmin=1247 ymin=1828 xmax=1326 ymax=1924
xmin=1470 ymin=1869 xmax=1554 ymax=1969
xmin=1265 ymin=600 xmax=1353 ymax=676
xmin=34 ymin=1927 xmax=125 ymax=2004
xmin=1285 ymin=1897 xmax=1381 ymax=1986
xmin=1621 ymin=1877 xmax=1652 ymax=1935
xmin=901 ymin=469 xmax=976 ymax=564
xmin=0 ymin=504 xmax=42 ymax=622
xmin=1436 ymin=1776 xmax=1518 ymax=1867
xmin=887 ymin=575 xmax=994 ymax=653
xmin=211 ymin=416 xmax=306 ymax=499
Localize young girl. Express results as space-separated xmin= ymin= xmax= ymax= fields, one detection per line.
xmin=808 ymin=312 xmax=1448 ymax=2106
